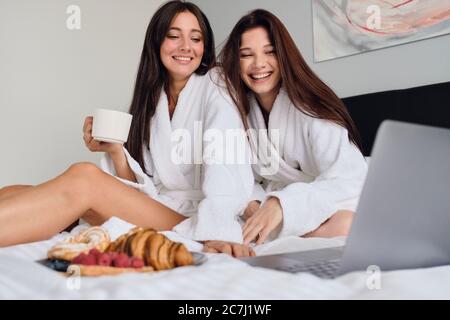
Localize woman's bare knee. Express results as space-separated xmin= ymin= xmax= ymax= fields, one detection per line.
xmin=66 ymin=162 xmax=101 ymax=177
xmin=61 ymin=162 xmax=103 ymax=205
xmin=328 ymin=210 xmax=354 ymax=237
xmin=303 ymin=210 xmax=354 ymax=238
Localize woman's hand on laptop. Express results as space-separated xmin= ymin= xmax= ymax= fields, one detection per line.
xmin=202 ymin=240 xmax=256 ymax=258
xmin=243 ymin=197 xmax=283 ymax=245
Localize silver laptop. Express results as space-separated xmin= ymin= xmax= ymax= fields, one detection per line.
xmin=241 ymin=120 xmax=450 ymax=278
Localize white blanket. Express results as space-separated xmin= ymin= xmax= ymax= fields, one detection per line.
xmin=1 ymin=219 xmax=449 ymax=299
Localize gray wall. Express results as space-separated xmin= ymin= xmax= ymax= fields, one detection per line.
xmin=193 ymin=0 xmax=450 ymax=98
xmin=1 ymin=0 xmax=449 ymax=186
xmin=0 ymin=0 xmax=164 ymax=186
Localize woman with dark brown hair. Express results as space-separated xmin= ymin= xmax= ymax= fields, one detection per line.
xmin=0 ymin=1 xmax=255 ymax=257
xmin=219 ymin=9 xmax=368 ymax=245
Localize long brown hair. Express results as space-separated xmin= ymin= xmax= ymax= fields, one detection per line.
xmin=218 ymin=9 xmax=363 ymax=152
xmin=125 ymin=0 xmax=216 ymax=175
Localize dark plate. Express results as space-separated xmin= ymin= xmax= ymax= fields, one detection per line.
xmin=37 ymin=252 xmax=206 ymax=272
xmin=37 ymin=258 xmax=70 ymax=272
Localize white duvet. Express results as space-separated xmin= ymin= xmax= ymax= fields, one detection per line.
xmin=0 ymin=219 xmax=449 ymax=299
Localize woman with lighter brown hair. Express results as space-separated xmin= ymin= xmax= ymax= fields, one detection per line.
xmin=219 ymin=9 xmax=368 ymax=245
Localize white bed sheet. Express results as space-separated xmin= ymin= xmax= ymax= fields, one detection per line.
xmin=0 ymin=222 xmax=449 ymax=299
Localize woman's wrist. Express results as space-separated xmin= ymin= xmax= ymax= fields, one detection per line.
xmin=109 ymin=147 xmax=128 ymax=172
xmin=266 ymin=197 xmax=283 ymax=214
xmin=109 ymin=147 xmax=137 ymax=183
xmin=108 ymin=144 xmax=125 ymax=161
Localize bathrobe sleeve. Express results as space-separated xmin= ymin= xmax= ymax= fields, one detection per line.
xmin=249 ymin=181 xmax=266 ymax=203
xmin=266 ymin=119 xmax=368 ymax=237
xmin=172 ymin=91 xmax=254 ymax=243
xmin=100 ymin=147 xmax=159 ymax=198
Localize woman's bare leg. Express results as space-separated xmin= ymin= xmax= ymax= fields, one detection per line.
xmin=0 ymin=185 xmax=32 ymax=202
xmin=0 ymin=186 xmax=101 ymax=232
xmin=303 ymin=210 xmax=354 ymax=238
xmin=0 ymin=185 xmax=87 ymax=232
xmin=0 ymin=162 xmax=186 ymax=247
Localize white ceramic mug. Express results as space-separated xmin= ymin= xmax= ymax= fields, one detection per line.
xmin=92 ymin=108 xmax=133 ymax=144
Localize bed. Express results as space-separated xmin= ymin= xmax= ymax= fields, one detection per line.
xmin=1 ymin=82 xmax=449 ymax=299
xmin=1 ymin=222 xmax=449 ymax=299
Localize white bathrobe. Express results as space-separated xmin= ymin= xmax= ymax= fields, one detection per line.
xmin=248 ymin=89 xmax=368 ymax=238
xmin=100 ymin=69 xmax=254 ymax=243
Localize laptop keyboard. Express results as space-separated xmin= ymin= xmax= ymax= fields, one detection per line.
xmin=274 ymin=259 xmax=341 ymax=279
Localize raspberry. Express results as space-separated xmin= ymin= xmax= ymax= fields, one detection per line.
xmin=130 ymin=257 xmax=144 ymax=268
xmin=113 ymin=253 xmax=130 ymax=268
xmin=108 ymin=252 xmax=118 ymax=261
xmin=72 ymin=253 xmax=86 ymax=264
xmin=89 ymin=248 xmax=102 ymax=257
xmin=83 ymin=254 xmax=97 ymax=266
xmin=97 ymin=253 xmax=112 ymax=266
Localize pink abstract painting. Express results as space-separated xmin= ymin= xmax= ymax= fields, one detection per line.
xmin=313 ymin=0 xmax=450 ymax=62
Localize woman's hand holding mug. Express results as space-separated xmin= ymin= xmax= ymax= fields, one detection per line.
xmin=83 ymin=109 xmax=136 ymax=182
xmin=83 ymin=109 xmax=133 ymax=156
xmin=83 ymin=116 xmax=123 ymax=156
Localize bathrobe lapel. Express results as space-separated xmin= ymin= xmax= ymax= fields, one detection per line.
xmin=150 ymin=75 xmax=200 ymax=193
xmin=248 ymin=90 xmax=315 ymax=184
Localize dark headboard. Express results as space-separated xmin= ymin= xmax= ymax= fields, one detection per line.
xmin=342 ymin=81 xmax=450 ymax=156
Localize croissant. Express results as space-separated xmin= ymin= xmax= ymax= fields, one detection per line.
xmin=106 ymin=227 xmax=193 ymax=270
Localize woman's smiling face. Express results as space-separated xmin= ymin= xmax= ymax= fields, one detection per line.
xmin=160 ymin=11 xmax=204 ymax=81
xmin=239 ymin=27 xmax=281 ymax=99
